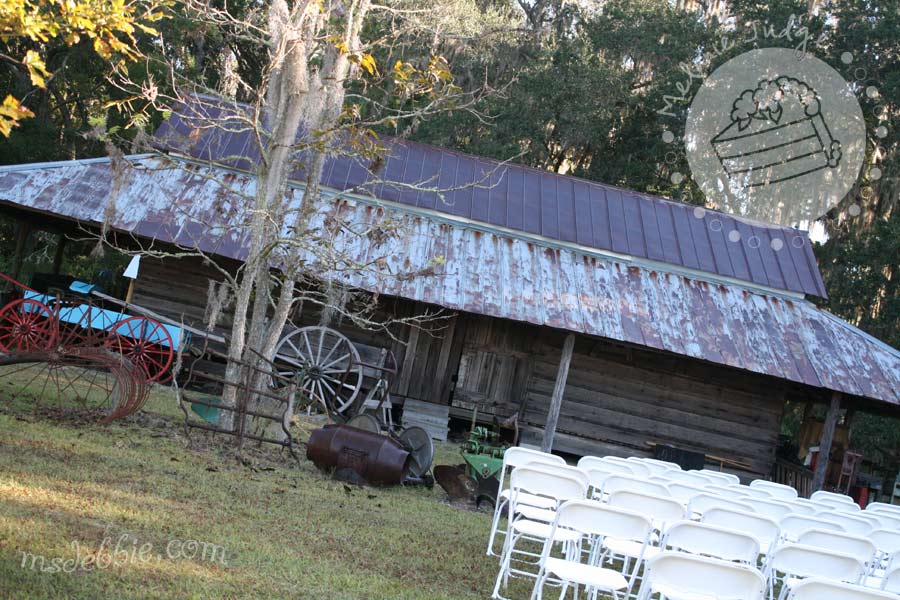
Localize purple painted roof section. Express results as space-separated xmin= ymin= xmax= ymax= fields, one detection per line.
xmin=153 ymin=99 xmax=828 ymax=298
xmin=0 ymin=155 xmax=895 ymax=405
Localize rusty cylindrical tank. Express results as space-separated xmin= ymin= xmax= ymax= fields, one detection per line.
xmin=306 ymin=424 xmax=411 ymax=485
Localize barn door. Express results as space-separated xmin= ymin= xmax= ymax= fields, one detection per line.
xmin=452 ymin=344 xmax=531 ymax=417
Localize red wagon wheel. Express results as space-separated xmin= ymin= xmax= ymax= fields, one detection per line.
xmin=0 ymin=298 xmax=57 ymax=353
xmin=103 ymin=316 xmax=174 ymax=382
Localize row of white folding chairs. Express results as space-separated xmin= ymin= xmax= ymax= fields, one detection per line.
xmin=516 ymin=491 xmax=900 ymax=600
xmin=494 ymin=462 xmax=900 ymax=600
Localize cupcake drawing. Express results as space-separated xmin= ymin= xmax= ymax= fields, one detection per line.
xmin=711 ymin=76 xmax=842 ymax=189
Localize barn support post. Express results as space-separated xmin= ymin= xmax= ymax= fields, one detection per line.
xmin=541 ymin=333 xmax=575 ymax=453
xmin=51 ymin=234 xmax=66 ymax=275
xmin=811 ymin=391 xmax=842 ymax=493
xmin=10 ymin=220 xmax=33 ymax=282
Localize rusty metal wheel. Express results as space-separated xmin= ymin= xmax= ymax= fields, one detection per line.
xmin=103 ymin=316 xmax=174 ymax=382
xmin=273 ymin=326 xmax=362 ymax=419
xmin=0 ymin=299 xmax=57 ymax=353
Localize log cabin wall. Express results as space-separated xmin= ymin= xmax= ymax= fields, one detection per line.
xmin=519 ymin=329 xmax=787 ymax=479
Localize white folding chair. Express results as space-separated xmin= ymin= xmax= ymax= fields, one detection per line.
xmin=492 ymin=467 xmax=587 ymax=599
xmin=765 ymin=543 xmax=866 ymax=600
xmin=700 ymin=469 xmax=740 ymax=486
xmin=620 ymin=457 xmax=653 ymax=477
xmin=750 ymin=480 xmax=799 ymax=500
xmin=788 ymin=577 xmax=898 ymax=600
xmin=811 ymin=490 xmax=857 ymax=505
xmin=604 ymin=491 xmax=687 ymax=581
xmin=688 ymin=493 xmax=756 ymax=519
xmin=667 ymin=470 xmax=718 ymax=487
xmin=870 ymin=512 xmax=900 ymax=532
xmin=815 ymin=510 xmax=875 ymax=536
xmin=882 ymin=563 xmax=900 ymax=593
xmin=796 ymin=528 xmax=877 ymax=569
xmin=531 ymin=463 xmax=591 ymax=491
xmin=662 ymin=520 xmax=760 ymax=564
xmin=487 ymin=448 xmax=566 ymax=556
xmin=702 ymin=507 xmax=780 ymax=556
xmin=666 ymin=482 xmax=709 ymax=504
xmin=636 ymin=551 xmax=766 ymax=600
xmin=584 ymin=467 xmax=615 ymax=499
xmin=530 ymin=501 xmax=654 ymax=600
xmin=871 ymin=529 xmax=900 ymax=564
xmin=783 ymin=500 xmax=818 ymax=516
xmin=867 ymin=502 xmax=900 ymax=517
xmin=708 ymin=485 xmax=752 ymax=501
xmin=747 ymin=498 xmax=795 ymax=522
xmin=635 ymin=457 xmax=681 ymax=473
xmin=778 ymin=514 xmax=846 ymax=543
xmin=601 ymin=474 xmax=671 ymax=499
xmin=736 ymin=485 xmax=777 ymax=500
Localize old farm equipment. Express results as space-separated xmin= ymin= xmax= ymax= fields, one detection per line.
xmin=0 ymin=272 xmax=182 ymax=421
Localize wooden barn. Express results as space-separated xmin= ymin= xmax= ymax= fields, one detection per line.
xmin=2 ymin=103 xmax=899 ymax=484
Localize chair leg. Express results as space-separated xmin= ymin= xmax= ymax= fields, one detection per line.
xmin=492 ymin=530 xmax=517 ymax=599
xmin=556 ymin=581 xmax=570 ymax=600
xmin=487 ymin=498 xmax=509 ymax=556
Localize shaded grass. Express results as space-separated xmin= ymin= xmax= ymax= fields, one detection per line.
xmin=0 ymin=376 xmax=534 ymax=599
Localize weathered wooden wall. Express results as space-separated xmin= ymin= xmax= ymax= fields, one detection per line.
xmin=134 ymin=256 xmax=786 ymax=478
xmin=515 ymin=328 xmax=783 ymax=478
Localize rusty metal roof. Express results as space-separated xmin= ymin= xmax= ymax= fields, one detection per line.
xmin=155 ymin=100 xmax=828 ymax=298
xmin=0 ymin=155 xmax=896 ymax=405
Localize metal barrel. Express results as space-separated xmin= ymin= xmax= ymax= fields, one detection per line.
xmin=306 ymin=424 xmax=411 ymax=485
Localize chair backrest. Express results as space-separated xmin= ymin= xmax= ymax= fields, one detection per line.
xmin=866 ymin=502 xmax=900 ymax=516
xmin=500 ymin=447 xmax=564 ymax=491
xmin=700 ymin=469 xmax=739 ymax=486
xmin=707 ymin=485 xmax=751 ymax=501
xmin=788 ymin=577 xmax=899 ymax=600
xmin=642 ymin=551 xmax=766 ymax=600
xmin=815 ymin=511 xmax=874 ymax=536
xmin=592 ymin=458 xmax=641 ymax=475
xmin=607 ymin=491 xmax=686 ymax=527
xmin=688 ymin=493 xmax=756 ymax=517
xmin=666 ymin=482 xmax=710 ymax=503
xmin=811 ymin=490 xmax=856 ymax=505
xmin=668 ymin=470 xmax=718 ymax=487
xmin=746 ymin=498 xmax=795 ymax=521
xmin=702 ymin=508 xmax=780 ymax=550
xmin=870 ymin=529 xmax=900 ymax=556
xmin=735 ymin=485 xmax=776 ymax=500
xmin=528 ymin=463 xmax=590 ymax=491
xmin=797 ymin=528 xmax=877 ymax=564
xmin=663 ymin=520 xmax=760 ymax=563
xmin=509 ymin=466 xmax=587 ymax=506
xmin=870 ymin=512 xmax=900 ymax=532
xmin=641 ymin=457 xmax=681 ymax=471
xmin=620 ymin=458 xmax=652 ymax=477
xmin=768 ymin=543 xmax=865 ymax=584
xmin=779 ymin=515 xmax=846 ymax=541
xmin=883 ymin=563 xmax=900 ymax=593
xmin=554 ymin=500 xmax=654 ymax=543
xmin=584 ymin=467 xmax=615 ymax=495
xmin=784 ymin=500 xmax=818 ymax=516
xmin=601 ymin=474 xmax=671 ymax=498
xmin=749 ymin=479 xmax=799 ymax=499
xmin=576 ymin=455 xmax=609 ymax=471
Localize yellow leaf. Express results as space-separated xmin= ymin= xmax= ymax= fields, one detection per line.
xmin=359 ymin=53 xmax=377 ymax=76
xmin=0 ymin=95 xmax=35 ymax=137
xmin=23 ymin=51 xmax=49 ymax=88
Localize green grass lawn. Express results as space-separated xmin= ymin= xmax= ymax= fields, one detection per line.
xmin=0 ymin=369 xmax=535 ymax=599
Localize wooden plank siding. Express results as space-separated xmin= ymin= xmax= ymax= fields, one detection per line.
xmin=519 ymin=331 xmax=786 ymax=478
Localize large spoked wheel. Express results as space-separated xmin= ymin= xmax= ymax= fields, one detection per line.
xmin=103 ymin=316 xmax=174 ymax=382
xmin=0 ymin=299 xmax=57 ymax=353
xmin=273 ymin=326 xmax=363 ymax=420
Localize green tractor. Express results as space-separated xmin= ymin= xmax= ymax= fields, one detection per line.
xmin=435 ymin=421 xmax=516 ymax=508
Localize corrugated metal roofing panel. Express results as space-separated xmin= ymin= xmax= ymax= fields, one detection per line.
xmin=154 ymin=98 xmax=828 ymax=298
xmin=0 ymin=155 xmax=895 ymax=405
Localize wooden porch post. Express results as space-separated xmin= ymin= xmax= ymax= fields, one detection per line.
xmin=811 ymin=391 xmax=842 ymax=493
xmin=10 ymin=220 xmax=32 ymax=282
xmin=51 ymin=234 xmax=66 ymax=275
xmin=541 ymin=333 xmax=575 ymax=453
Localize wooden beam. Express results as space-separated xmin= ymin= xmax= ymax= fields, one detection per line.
xmin=51 ymin=234 xmax=66 ymax=275
xmin=10 ymin=220 xmax=33 ymax=282
xmin=811 ymin=391 xmax=842 ymax=493
xmin=541 ymin=333 xmax=575 ymax=453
